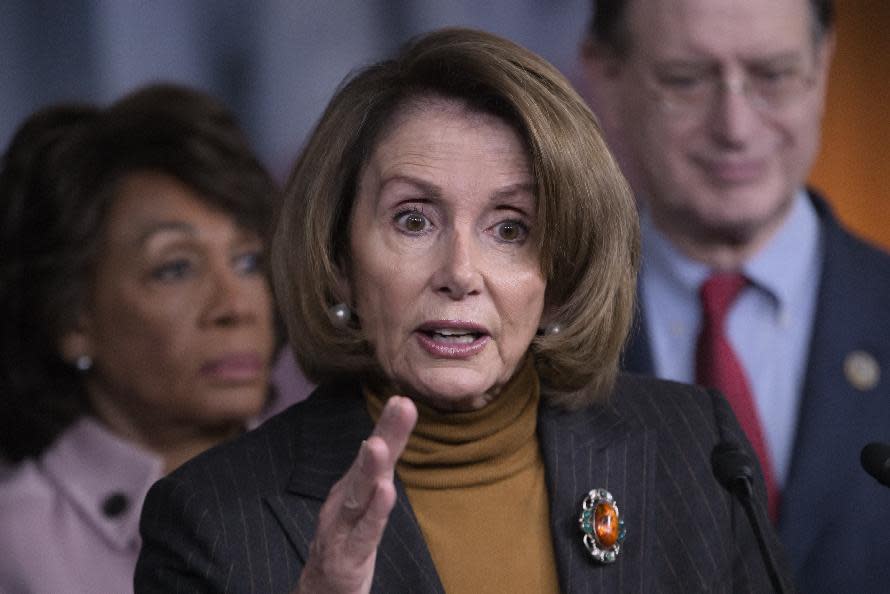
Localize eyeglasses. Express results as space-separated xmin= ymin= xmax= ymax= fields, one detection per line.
xmin=645 ymin=62 xmax=818 ymax=117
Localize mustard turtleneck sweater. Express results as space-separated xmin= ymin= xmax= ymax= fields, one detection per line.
xmin=366 ymin=358 xmax=560 ymax=594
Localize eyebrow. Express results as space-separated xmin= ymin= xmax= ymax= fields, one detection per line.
xmin=655 ymin=51 xmax=804 ymax=69
xmin=135 ymin=221 xmax=196 ymax=246
xmin=380 ymin=175 xmax=535 ymax=203
xmin=491 ymin=182 xmax=535 ymax=202
xmin=379 ymin=174 xmax=442 ymax=199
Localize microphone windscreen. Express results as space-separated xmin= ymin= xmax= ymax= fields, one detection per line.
xmin=860 ymin=442 xmax=890 ymax=487
xmin=711 ymin=442 xmax=754 ymax=489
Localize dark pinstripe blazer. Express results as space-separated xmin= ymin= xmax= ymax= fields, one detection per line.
xmin=623 ymin=193 xmax=890 ymax=594
xmin=135 ymin=373 xmax=791 ymax=593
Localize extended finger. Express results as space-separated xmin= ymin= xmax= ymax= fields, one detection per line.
xmin=339 ymin=438 xmax=387 ymax=518
xmin=335 ymin=397 xmax=416 ymax=524
xmin=343 ymin=478 xmax=399 ymax=560
xmin=368 ymin=396 xmax=418 ymax=468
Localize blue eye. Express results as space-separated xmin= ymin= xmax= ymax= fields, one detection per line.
xmin=493 ymin=219 xmax=528 ymax=243
xmin=151 ymin=259 xmax=193 ymax=281
xmin=395 ymin=209 xmax=430 ymax=234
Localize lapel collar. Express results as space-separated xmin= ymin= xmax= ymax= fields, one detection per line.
xmin=265 ymin=383 xmax=445 ymax=593
xmin=539 ymin=397 xmax=657 ymax=593
xmin=285 ymin=382 xmax=372 ymax=500
xmin=779 ymin=248 xmax=838 ymax=570
xmin=779 ymin=193 xmax=873 ymax=572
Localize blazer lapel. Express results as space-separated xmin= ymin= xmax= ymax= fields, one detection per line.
xmin=779 ymin=194 xmax=887 ymax=576
xmin=264 ymin=384 xmax=444 ymax=593
xmin=539 ymin=399 xmax=657 ymax=593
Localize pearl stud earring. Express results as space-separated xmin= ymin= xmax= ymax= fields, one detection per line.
xmin=537 ymin=322 xmax=562 ymax=337
xmin=328 ymin=303 xmax=352 ymax=329
xmin=544 ymin=322 xmax=562 ymax=336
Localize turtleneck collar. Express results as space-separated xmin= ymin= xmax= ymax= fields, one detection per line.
xmin=365 ymin=355 xmax=540 ymax=488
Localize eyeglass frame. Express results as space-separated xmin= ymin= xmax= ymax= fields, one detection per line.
xmin=631 ymin=51 xmax=826 ymax=118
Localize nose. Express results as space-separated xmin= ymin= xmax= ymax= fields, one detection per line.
xmin=709 ymin=75 xmax=761 ymax=148
xmin=430 ymin=228 xmax=483 ymax=300
xmin=204 ymin=264 xmax=263 ymax=327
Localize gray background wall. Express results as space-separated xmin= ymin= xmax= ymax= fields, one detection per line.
xmin=1 ymin=1 xmax=591 ymax=178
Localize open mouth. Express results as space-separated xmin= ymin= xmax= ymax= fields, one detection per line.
xmin=415 ymin=322 xmax=490 ymax=358
xmin=421 ymin=328 xmax=484 ymax=343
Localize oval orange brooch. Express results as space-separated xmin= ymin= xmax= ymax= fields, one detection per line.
xmin=579 ymin=488 xmax=626 ymax=563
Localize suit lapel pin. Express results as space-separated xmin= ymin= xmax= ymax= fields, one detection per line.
xmin=844 ymin=350 xmax=880 ymax=392
xmin=579 ymin=488 xmax=625 ymax=563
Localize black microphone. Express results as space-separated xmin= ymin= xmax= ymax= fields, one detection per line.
xmin=711 ymin=442 xmax=789 ymax=594
xmin=861 ymin=442 xmax=890 ymax=487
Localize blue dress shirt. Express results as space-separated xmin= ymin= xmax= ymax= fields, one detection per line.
xmin=640 ymin=191 xmax=824 ymax=486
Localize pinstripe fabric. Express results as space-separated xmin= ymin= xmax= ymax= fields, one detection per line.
xmin=135 ymin=375 xmax=790 ymax=593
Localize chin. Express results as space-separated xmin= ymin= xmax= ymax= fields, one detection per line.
xmin=200 ymin=385 xmax=267 ymax=419
xmin=408 ymin=367 xmax=497 ymax=411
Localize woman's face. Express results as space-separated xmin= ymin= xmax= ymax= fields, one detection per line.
xmin=64 ymin=171 xmax=275 ymax=441
xmin=345 ymin=99 xmax=546 ymax=411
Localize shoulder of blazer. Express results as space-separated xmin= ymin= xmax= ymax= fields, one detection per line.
xmin=147 ymin=379 xmax=367 ymax=503
xmin=135 ymin=380 xmax=372 ymax=593
xmin=806 ymin=188 xmax=890 ymax=368
xmin=570 ymin=372 xmax=768 ymax=502
xmin=539 ymin=373 xmax=742 ymax=478
xmin=810 ymin=189 xmax=890 ymax=283
xmin=609 ymin=373 xmax=723 ymax=436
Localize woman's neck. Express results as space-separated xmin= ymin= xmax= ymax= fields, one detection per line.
xmin=87 ymin=392 xmax=241 ymax=474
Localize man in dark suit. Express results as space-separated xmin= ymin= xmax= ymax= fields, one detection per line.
xmin=135 ymin=375 xmax=787 ymax=593
xmin=581 ymin=0 xmax=890 ymax=591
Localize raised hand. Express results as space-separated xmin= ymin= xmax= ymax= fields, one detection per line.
xmin=294 ymin=396 xmax=418 ymax=594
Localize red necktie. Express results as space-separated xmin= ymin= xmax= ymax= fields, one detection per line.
xmin=696 ymin=273 xmax=780 ymax=522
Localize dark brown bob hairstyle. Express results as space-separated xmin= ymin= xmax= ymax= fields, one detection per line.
xmin=272 ymin=27 xmax=639 ymax=409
